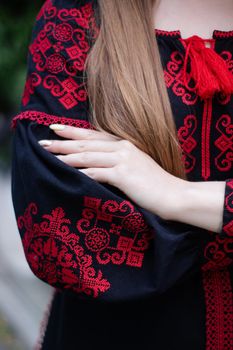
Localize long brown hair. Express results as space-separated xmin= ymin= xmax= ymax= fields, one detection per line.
xmin=84 ymin=0 xmax=187 ymax=180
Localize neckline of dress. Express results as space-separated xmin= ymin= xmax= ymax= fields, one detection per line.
xmin=154 ymin=28 xmax=233 ymax=40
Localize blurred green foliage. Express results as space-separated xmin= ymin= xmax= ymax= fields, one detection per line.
xmin=0 ymin=0 xmax=43 ymax=114
xmin=0 ymin=314 xmax=24 ymax=350
xmin=0 ymin=1 xmax=43 ymax=170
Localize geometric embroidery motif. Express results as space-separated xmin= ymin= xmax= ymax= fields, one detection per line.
xmin=17 ymin=197 xmax=153 ymax=298
xmin=22 ymin=0 xmax=99 ymax=110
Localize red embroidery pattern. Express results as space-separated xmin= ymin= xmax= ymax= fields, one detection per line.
xmin=214 ymin=30 xmax=233 ymax=39
xmin=202 ymin=234 xmax=233 ymax=271
xmin=36 ymin=0 xmax=57 ymax=21
xmin=177 ymin=114 xmax=198 ymax=173
xmin=217 ymin=51 xmax=233 ymax=104
xmin=163 ymin=51 xmax=198 ymax=105
xmin=17 ymin=202 xmax=111 ymax=298
xmin=154 ymin=29 xmax=181 ymax=37
xmin=23 ymin=0 xmax=99 ymax=110
xmin=216 ymin=50 xmax=233 ymax=105
xmin=17 ymin=198 xmax=153 ymax=297
xmin=222 ymin=179 xmax=233 ymax=237
xmin=202 ymin=269 xmax=233 ymax=350
xmin=22 ymin=73 xmax=42 ymax=106
xmin=201 ymin=180 xmax=233 ymax=349
xmin=76 ymin=196 xmax=153 ymax=267
xmin=221 ymin=51 xmax=233 ymax=74
xmin=10 ymin=111 xmax=93 ymax=130
xmin=214 ymin=115 xmax=233 ymax=173
xmin=201 ymin=99 xmax=213 ymax=180
xmin=188 ymin=38 xmax=233 ymax=350
xmin=202 ymin=182 xmax=233 ymax=269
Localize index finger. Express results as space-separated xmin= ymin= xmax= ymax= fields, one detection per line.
xmin=49 ymin=124 xmax=121 ymax=141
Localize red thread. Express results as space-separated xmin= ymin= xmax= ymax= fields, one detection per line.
xmin=154 ymin=29 xmax=181 ymax=37
xmin=222 ymin=179 xmax=233 ymax=237
xmin=17 ymin=202 xmax=111 ymax=298
xmin=155 ymin=28 xmax=233 ymax=40
xmin=22 ymin=73 xmax=41 ymax=106
xmin=77 ymin=196 xmax=153 ymax=267
xmin=202 ymin=180 xmax=233 ymax=346
xmin=214 ymin=115 xmax=233 ymax=172
xmin=213 ymin=30 xmax=233 ymax=39
xmin=22 ymin=0 xmax=99 ymax=110
xmin=10 ymin=111 xmax=93 ymax=130
xmin=202 ymin=269 xmax=233 ymax=350
xmin=177 ymin=114 xmax=198 ymax=173
xmin=163 ymin=51 xmax=198 ymax=105
xmin=17 ymin=199 xmax=153 ymax=297
xmin=182 ymin=35 xmax=233 ymax=99
xmin=201 ymin=98 xmax=213 ymax=180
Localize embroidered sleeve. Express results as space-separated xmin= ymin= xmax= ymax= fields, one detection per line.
xmin=11 ymin=0 xmax=209 ymax=302
xmin=199 ymin=179 xmax=233 ymax=271
xmin=221 ymin=179 xmax=233 ymax=237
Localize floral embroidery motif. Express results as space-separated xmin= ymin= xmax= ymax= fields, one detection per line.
xmin=17 ymin=198 xmax=153 ymax=298
xmin=15 ymin=4 xmax=233 ymax=343
xmin=214 ymin=115 xmax=233 ymax=173
xmin=177 ymin=114 xmax=198 ymax=173
xmin=17 ymin=202 xmax=111 ymax=298
xmin=163 ymin=51 xmax=198 ymax=105
xmin=23 ymin=0 xmax=99 ymax=110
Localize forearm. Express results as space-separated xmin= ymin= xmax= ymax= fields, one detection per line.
xmin=164 ymin=180 xmax=226 ymax=233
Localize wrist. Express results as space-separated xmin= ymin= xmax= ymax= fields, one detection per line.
xmin=163 ymin=179 xmax=226 ymax=232
xmin=158 ymin=177 xmax=189 ymax=221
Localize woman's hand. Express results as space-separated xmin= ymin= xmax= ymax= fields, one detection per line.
xmin=38 ymin=124 xmax=187 ymax=219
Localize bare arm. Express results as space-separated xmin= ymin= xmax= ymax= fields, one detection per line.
xmin=164 ymin=180 xmax=226 ymax=233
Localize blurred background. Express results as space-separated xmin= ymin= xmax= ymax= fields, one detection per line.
xmin=0 ymin=1 xmax=53 ymax=349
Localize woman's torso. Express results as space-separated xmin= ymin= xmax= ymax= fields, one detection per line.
xmin=35 ymin=0 xmax=233 ymax=349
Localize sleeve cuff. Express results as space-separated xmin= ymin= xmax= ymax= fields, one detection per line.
xmin=220 ymin=179 xmax=233 ymax=238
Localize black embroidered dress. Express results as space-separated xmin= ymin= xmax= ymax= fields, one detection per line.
xmin=10 ymin=0 xmax=233 ymax=349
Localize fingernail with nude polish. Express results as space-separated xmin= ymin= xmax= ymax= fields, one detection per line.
xmin=38 ymin=140 xmax=52 ymax=146
xmin=49 ymin=124 xmax=66 ymax=131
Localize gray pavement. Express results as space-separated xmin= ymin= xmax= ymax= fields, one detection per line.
xmin=0 ymin=171 xmax=52 ymax=350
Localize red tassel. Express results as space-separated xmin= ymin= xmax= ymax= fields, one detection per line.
xmin=182 ymin=35 xmax=233 ymax=99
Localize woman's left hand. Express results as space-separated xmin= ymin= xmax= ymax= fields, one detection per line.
xmin=38 ymin=124 xmax=186 ymax=219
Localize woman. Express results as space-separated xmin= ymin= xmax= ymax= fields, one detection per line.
xmin=10 ymin=0 xmax=233 ymax=349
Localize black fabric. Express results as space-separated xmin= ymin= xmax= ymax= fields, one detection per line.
xmin=10 ymin=0 xmax=205 ymax=303
xmin=10 ymin=0 xmax=233 ymax=349
xmin=42 ymin=272 xmax=205 ymax=350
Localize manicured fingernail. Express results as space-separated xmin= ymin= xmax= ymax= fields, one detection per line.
xmin=38 ymin=140 xmax=52 ymax=146
xmin=49 ymin=124 xmax=66 ymax=131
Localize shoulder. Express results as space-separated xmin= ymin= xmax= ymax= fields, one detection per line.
xmin=18 ymin=0 xmax=99 ymax=116
xmin=29 ymin=0 xmax=100 ymax=70
xmin=36 ymin=0 xmax=97 ymax=18
xmin=33 ymin=0 xmax=99 ymax=41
